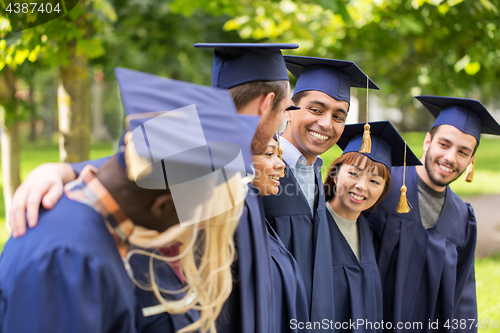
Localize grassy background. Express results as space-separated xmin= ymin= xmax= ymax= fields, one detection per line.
xmin=0 ymin=133 xmax=499 ymax=330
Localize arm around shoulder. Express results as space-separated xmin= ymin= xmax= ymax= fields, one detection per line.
xmin=9 ymin=156 xmax=112 ymax=238
xmin=9 ymin=163 xmax=77 ymax=238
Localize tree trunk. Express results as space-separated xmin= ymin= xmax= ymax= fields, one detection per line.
xmin=29 ymin=82 xmax=37 ymax=142
xmin=58 ymin=40 xmax=90 ymax=162
xmin=0 ymin=67 xmax=21 ymax=220
xmin=91 ymin=72 xmax=110 ymax=142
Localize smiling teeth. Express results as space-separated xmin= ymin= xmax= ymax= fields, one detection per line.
xmin=269 ymin=176 xmax=280 ymax=181
xmin=309 ymin=131 xmax=328 ymax=141
xmin=439 ymin=164 xmax=453 ymax=173
xmin=350 ymin=193 xmax=365 ymax=201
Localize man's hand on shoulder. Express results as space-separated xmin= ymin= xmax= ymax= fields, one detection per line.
xmin=9 ymin=163 xmax=76 ymax=238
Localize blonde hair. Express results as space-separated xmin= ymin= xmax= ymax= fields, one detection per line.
xmin=126 ymin=173 xmax=245 ymax=333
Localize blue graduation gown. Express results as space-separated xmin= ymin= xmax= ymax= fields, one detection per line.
xmin=0 ymin=195 xmax=136 ymax=333
xmin=365 ymin=166 xmax=477 ymax=332
xmin=266 ymin=217 xmax=310 ymax=333
xmin=327 ymin=212 xmax=383 ymax=332
xmin=217 ymin=185 xmax=273 ymax=333
xmin=262 ymin=163 xmax=335 ymax=330
xmin=128 ymin=249 xmax=200 ymax=333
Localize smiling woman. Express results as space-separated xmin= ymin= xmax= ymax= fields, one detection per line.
xmin=321 ymin=120 xmax=422 ymax=333
xmin=324 ymin=152 xmax=391 ymax=220
xmin=251 ymin=136 xmax=310 ymax=333
xmin=252 ymin=138 xmax=286 ymax=196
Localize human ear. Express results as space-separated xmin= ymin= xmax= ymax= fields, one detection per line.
xmin=423 ymin=132 xmax=432 ymax=152
xmin=469 ymin=154 xmax=476 ymax=165
xmin=284 ymin=108 xmax=293 ymax=122
xmin=150 ymin=194 xmax=174 ymax=218
xmin=258 ymin=92 xmax=276 ymax=117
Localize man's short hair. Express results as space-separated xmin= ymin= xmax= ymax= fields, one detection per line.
xmin=229 ymin=80 xmax=289 ymax=111
xmin=429 ymin=125 xmax=479 ymax=156
xmin=291 ymin=90 xmax=309 ymax=106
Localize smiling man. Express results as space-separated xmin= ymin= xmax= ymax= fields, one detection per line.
xmin=283 ymin=89 xmax=348 ymax=164
xmin=262 ymin=56 xmax=379 ymax=329
xmin=420 ymin=123 xmax=477 ymax=192
xmin=366 ymin=96 xmax=500 ymax=333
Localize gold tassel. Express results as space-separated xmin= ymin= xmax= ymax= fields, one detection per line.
xmin=124 ymin=131 xmax=153 ymax=181
xmin=359 ymin=123 xmax=371 ymax=153
xmin=396 ymin=185 xmax=410 ymax=213
xmin=359 ymin=77 xmax=371 ymax=153
xmin=278 ymin=148 xmax=285 ymax=177
xmin=396 ymin=141 xmax=411 ymax=214
xmin=464 ymin=159 xmax=474 ymax=182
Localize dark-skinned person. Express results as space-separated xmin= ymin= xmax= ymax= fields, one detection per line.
xmin=262 ymin=56 xmax=379 ymax=329
xmin=8 ymin=43 xmax=298 ymax=333
xmin=365 ymin=96 xmax=500 ymax=332
xmin=0 ymin=68 xmax=254 ymax=333
xmin=323 ymin=121 xmax=420 ymax=332
xmin=252 ymin=135 xmax=310 ymax=333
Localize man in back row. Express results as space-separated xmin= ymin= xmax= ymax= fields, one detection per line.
xmin=366 ymin=96 xmax=500 ymax=332
xmin=262 ymin=55 xmax=379 ymax=329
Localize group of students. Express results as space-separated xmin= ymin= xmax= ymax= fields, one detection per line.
xmin=1 ymin=42 xmax=499 ymax=333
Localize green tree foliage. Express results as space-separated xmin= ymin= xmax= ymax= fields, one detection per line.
xmin=2 ymin=0 xmax=499 ymax=134
xmin=92 ymin=0 xmax=243 ymax=83
xmin=85 ymin=0 xmax=245 ymax=140
xmin=0 ymin=0 xmax=117 ymax=162
xmin=0 ymin=0 xmax=115 ymax=70
xmin=223 ymin=0 xmax=500 ymax=129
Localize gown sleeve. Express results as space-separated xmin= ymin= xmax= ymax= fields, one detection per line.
xmin=0 ymin=247 xmax=135 ymax=333
xmin=453 ymin=203 xmax=478 ymax=332
xmin=217 ymin=190 xmax=273 ymax=333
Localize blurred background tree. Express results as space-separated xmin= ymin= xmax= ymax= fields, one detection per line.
xmin=0 ymin=1 xmax=499 ymax=322
xmin=224 ymin=0 xmax=500 ymax=129
xmin=0 ymin=0 xmax=499 ymax=215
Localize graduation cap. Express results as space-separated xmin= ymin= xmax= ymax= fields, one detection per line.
xmin=283 ymin=56 xmax=379 ymax=104
xmin=337 ymin=121 xmax=422 ymax=213
xmin=415 ymin=95 xmax=500 ymax=182
xmin=114 ymin=67 xmax=254 ymax=227
xmin=415 ymin=95 xmax=500 ymax=143
xmin=284 ymin=55 xmax=379 ymax=152
xmin=194 ymin=43 xmax=298 ymax=89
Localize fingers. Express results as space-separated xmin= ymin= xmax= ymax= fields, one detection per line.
xmin=26 ymin=187 xmax=47 ymax=229
xmin=7 ymin=163 xmax=73 ymax=238
xmin=41 ymin=182 xmax=63 ymax=211
xmin=9 ymin=185 xmax=29 ymax=238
